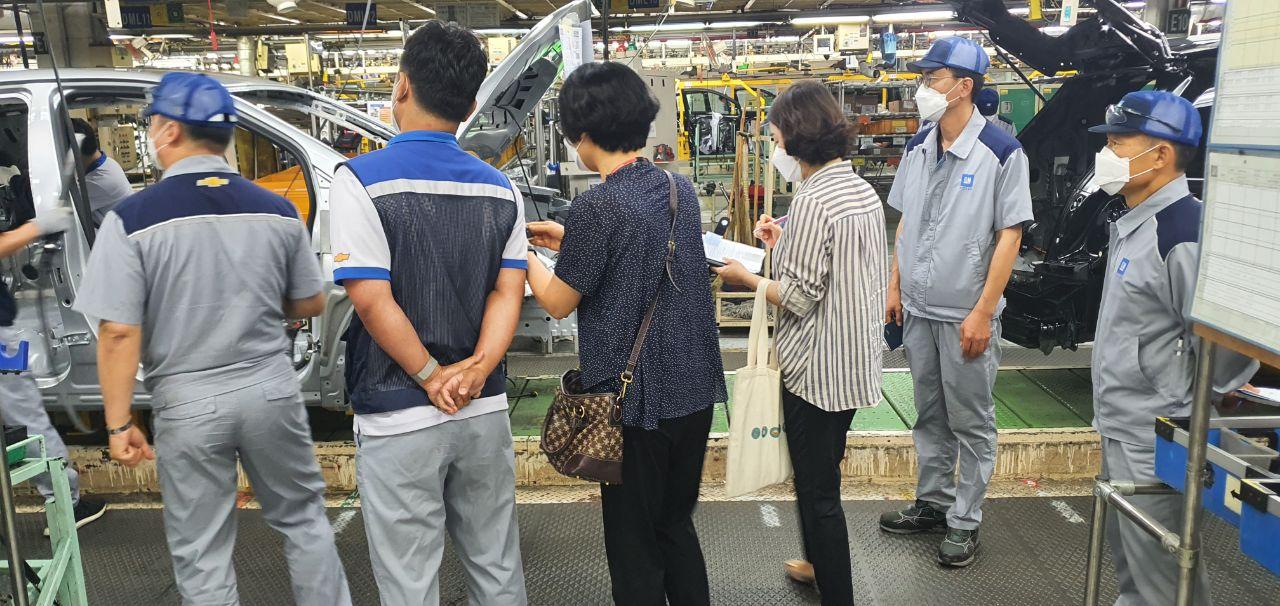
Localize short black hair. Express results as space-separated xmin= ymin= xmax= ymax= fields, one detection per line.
xmin=1172 ymin=143 xmax=1197 ymax=172
xmin=180 ymin=123 xmax=234 ymax=152
xmin=951 ymin=68 xmax=984 ymax=100
xmin=400 ymin=21 xmax=488 ymax=123
xmin=1137 ymin=134 xmax=1198 ymax=172
xmin=71 ymin=118 xmax=99 ymax=157
xmin=559 ymin=62 xmax=659 ymax=153
xmin=769 ymin=80 xmax=854 ymax=166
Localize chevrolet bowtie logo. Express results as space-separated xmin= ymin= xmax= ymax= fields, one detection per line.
xmin=196 ymin=177 xmax=230 ymax=188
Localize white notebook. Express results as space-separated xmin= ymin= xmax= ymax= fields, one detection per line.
xmin=703 ymin=232 xmax=765 ymax=274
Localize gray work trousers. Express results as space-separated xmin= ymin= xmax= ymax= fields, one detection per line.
xmin=356 ymin=410 xmax=526 ymax=606
xmin=153 ymin=378 xmax=352 ymax=606
xmin=1102 ymin=437 xmax=1212 ymax=606
xmin=0 ymin=326 xmax=78 ymax=505
xmin=903 ymin=313 xmax=1001 ymax=530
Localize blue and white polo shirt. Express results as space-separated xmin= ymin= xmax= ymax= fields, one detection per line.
xmin=330 ymin=130 xmax=527 ymax=436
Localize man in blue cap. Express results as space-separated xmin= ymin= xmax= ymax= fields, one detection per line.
xmin=73 ymin=72 xmax=353 ymax=605
xmin=878 ymin=36 xmax=1033 ymax=567
xmin=975 ymin=88 xmax=1017 ymax=137
xmin=1088 ymin=90 xmax=1257 ymax=605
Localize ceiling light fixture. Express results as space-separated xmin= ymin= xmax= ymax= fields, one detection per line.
xmin=706 ymin=20 xmax=764 ymax=30
xmin=252 ymin=9 xmax=301 ymax=24
xmin=474 ymin=28 xmax=531 ymax=35
xmin=791 ymin=15 xmax=871 ymax=26
xmin=265 ymin=0 xmax=298 ymax=14
xmin=614 ymin=22 xmax=706 ymax=32
xmin=871 ymin=10 xmax=956 ymax=24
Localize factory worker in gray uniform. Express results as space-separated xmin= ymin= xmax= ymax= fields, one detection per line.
xmin=877 ymin=37 xmax=1033 ymax=567
xmin=1088 ymin=91 xmax=1257 ymax=606
xmin=73 ymin=72 xmax=352 ymax=606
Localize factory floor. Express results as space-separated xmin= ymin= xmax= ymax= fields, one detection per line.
xmin=507 ymin=367 xmax=1098 ymax=436
xmin=9 ymin=493 xmax=1279 ymax=605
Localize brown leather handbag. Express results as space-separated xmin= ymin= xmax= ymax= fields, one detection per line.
xmin=540 ymin=170 xmax=680 ymax=485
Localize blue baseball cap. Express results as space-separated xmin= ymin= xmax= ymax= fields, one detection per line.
xmin=976 ymin=88 xmax=1000 ymax=116
xmin=142 ymin=72 xmax=238 ymax=128
xmin=908 ymin=37 xmax=990 ymax=75
xmin=1088 ymin=91 xmax=1202 ymax=148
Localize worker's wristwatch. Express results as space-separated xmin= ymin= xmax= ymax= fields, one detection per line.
xmin=107 ymin=421 xmax=133 ymax=436
xmin=415 ymin=357 xmax=440 ymax=383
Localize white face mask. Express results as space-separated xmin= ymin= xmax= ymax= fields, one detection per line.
xmin=146 ymin=137 xmax=170 ymax=171
xmin=771 ymin=146 xmax=804 ymax=183
xmin=390 ymin=79 xmax=404 ymax=133
xmin=567 ymin=139 xmax=591 ymax=172
xmin=915 ymin=79 xmax=962 ymax=123
xmin=1091 ymin=145 xmax=1158 ymax=196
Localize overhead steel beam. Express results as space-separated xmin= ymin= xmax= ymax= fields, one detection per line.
xmin=103 ymin=1 xmax=1024 ymax=37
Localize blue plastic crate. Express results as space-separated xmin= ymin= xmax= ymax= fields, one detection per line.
xmin=0 ymin=340 xmax=28 ymax=374
xmin=1154 ymin=416 xmax=1280 ymax=528
xmin=1240 ymin=478 xmax=1280 ymax=576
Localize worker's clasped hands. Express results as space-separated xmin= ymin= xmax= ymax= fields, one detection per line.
xmin=421 ymin=351 xmax=488 ymax=415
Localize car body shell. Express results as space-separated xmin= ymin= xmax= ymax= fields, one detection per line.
xmin=1 ymin=0 xmax=591 ymax=410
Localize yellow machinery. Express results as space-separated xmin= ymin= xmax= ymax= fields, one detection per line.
xmin=676 ymin=76 xmax=773 ymax=161
xmin=673 ymin=72 xmax=925 ymax=160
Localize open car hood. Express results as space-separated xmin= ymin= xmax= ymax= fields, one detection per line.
xmin=947 ymin=0 xmax=1220 ymax=352
xmin=458 ymin=0 xmax=592 ymax=162
xmin=951 ymin=0 xmax=1188 ymax=77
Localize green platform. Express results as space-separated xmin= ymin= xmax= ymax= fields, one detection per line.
xmin=507 ymin=369 xmax=1095 ymax=436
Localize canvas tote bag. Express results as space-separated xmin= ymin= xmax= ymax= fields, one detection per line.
xmin=725 ymin=279 xmax=793 ymax=497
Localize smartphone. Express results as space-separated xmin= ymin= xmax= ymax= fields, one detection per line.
xmin=884 ymin=321 xmax=904 ymax=351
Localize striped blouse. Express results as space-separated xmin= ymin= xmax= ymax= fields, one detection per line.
xmin=773 ymin=161 xmax=887 ymax=412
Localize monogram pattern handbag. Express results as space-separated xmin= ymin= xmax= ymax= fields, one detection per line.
xmin=540 ymin=170 xmax=680 ymax=485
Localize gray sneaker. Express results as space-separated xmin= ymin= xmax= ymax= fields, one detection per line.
xmin=938 ymin=527 xmax=979 ymax=567
xmin=878 ymin=500 xmax=947 ymax=534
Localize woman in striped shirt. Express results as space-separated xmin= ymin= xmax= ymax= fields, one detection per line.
xmin=715 ymin=80 xmax=887 ymax=605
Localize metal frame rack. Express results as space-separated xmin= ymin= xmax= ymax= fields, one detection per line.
xmin=0 ymin=433 xmax=88 ymax=606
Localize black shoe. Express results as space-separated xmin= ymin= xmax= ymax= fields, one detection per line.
xmin=73 ymin=498 xmax=108 ymax=529
xmin=46 ymin=498 xmax=108 ymax=536
xmin=937 ymin=527 xmax=979 ymax=567
xmin=878 ymin=500 xmax=947 ymax=534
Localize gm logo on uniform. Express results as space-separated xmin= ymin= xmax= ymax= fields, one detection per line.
xmin=751 ymin=426 xmax=784 ymax=440
xmin=960 ymin=173 xmax=975 ymax=190
xmin=1117 ymin=258 xmax=1129 ymax=277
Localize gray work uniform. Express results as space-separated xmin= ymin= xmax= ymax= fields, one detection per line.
xmin=887 ymin=108 xmax=1034 ymax=530
xmin=0 ymin=324 xmax=78 ymax=505
xmin=985 ymin=114 xmax=1018 ymax=138
xmin=84 ymin=154 xmax=133 ymax=226
xmin=73 ymin=155 xmax=352 ymax=606
xmin=331 ymin=130 xmax=528 ymax=606
xmin=1093 ymin=175 xmax=1257 ymax=606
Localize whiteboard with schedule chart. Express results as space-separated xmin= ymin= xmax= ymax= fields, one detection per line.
xmin=1190 ymin=0 xmax=1280 ymax=357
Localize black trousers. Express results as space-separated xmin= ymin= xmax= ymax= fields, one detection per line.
xmin=783 ymin=387 xmax=857 ymax=606
xmin=600 ymin=406 xmax=714 ymax=606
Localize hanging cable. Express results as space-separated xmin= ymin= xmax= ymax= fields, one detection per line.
xmin=206 ymin=0 xmax=218 ymax=50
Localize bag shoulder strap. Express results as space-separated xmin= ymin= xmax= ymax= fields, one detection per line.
xmin=620 ymin=170 xmax=679 ymax=399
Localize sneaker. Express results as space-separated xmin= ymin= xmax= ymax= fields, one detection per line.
xmin=937 ymin=527 xmax=980 ymax=567
xmin=43 ymin=498 xmax=107 ymax=536
xmin=878 ymin=500 xmax=947 ymax=534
